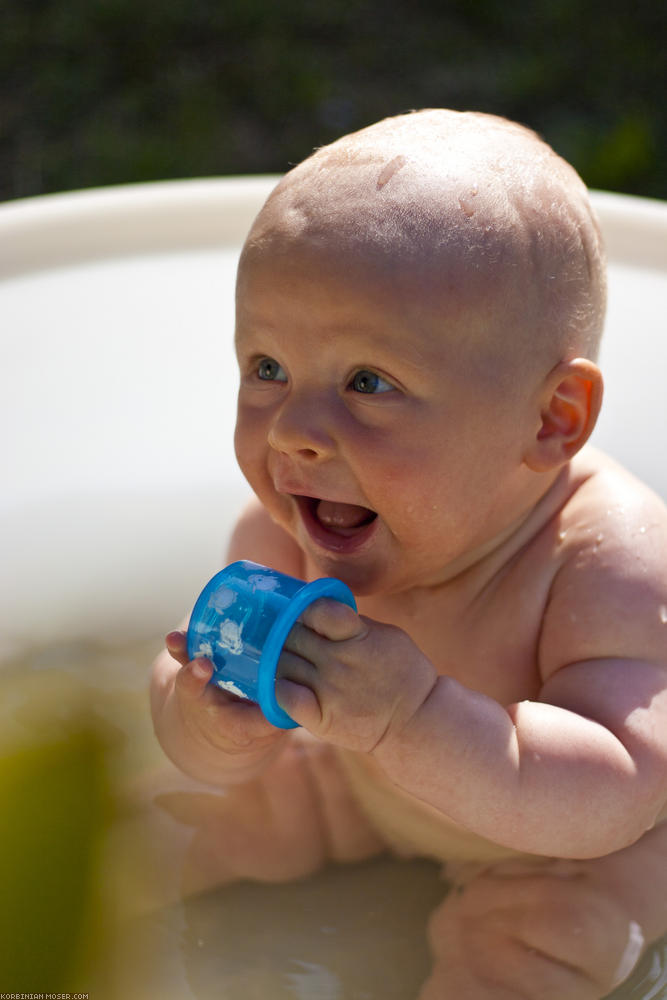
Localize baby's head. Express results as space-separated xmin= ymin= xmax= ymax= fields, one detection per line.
xmin=234 ymin=111 xmax=607 ymax=592
xmin=240 ymin=109 xmax=606 ymax=372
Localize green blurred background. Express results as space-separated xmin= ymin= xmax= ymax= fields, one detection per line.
xmin=3 ymin=0 xmax=666 ymax=203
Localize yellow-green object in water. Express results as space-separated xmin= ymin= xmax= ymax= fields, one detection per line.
xmin=0 ymin=717 xmax=112 ymax=991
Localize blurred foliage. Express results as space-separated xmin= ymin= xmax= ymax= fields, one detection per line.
xmin=0 ymin=638 xmax=175 ymax=996
xmin=1 ymin=0 xmax=666 ymax=202
xmin=0 ymin=722 xmax=112 ymax=992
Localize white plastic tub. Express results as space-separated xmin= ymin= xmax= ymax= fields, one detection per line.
xmin=1 ymin=180 xmax=666 ymax=998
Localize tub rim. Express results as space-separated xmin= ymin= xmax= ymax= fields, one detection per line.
xmin=1 ymin=179 xmax=666 ymax=278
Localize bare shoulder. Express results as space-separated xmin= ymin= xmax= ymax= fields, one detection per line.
xmin=538 ymin=447 xmax=667 ymax=680
xmin=226 ymin=496 xmax=305 ymax=577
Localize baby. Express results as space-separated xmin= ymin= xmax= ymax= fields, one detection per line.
xmin=151 ymin=110 xmax=667 ymax=998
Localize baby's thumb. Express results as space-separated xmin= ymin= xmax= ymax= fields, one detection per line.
xmin=300 ymin=598 xmax=366 ymax=641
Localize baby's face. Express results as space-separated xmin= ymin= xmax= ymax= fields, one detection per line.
xmin=234 ymin=228 xmax=544 ymax=596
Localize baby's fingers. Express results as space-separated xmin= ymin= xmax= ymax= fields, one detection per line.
xmin=276 ymin=676 xmax=322 ymax=731
xmin=165 ymin=630 xmax=215 ymax=698
xmin=172 ymin=657 xmax=280 ymax=744
xmin=165 ymin=630 xmax=191 ymax=667
xmin=298 ymin=598 xmax=366 ymax=641
xmin=173 ymin=653 xmax=214 ymax=701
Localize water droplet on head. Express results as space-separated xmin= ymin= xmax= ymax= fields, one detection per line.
xmin=659 ymin=606 xmax=667 ymax=624
xmin=458 ymin=184 xmax=479 ymax=217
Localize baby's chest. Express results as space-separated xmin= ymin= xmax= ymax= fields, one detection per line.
xmin=426 ymin=609 xmax=543 ymax=703
xmin=377 ymin=587 xmax=546 ymax=704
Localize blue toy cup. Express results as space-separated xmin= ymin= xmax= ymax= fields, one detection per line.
xmin=186 ymin=560 xmax=357 ymax=729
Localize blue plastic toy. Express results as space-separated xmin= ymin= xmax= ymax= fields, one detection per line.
xmin=186 ymin=560 xmax=357 ymax=728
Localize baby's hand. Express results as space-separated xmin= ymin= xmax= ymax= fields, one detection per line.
xmin=276 ymin=600 xmax=437 ymax=753
xmin=151 ymin=631 xmax=286 ymax=786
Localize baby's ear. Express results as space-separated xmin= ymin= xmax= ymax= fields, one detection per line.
xmin=523 ymin=359 xmax=603 ymax=472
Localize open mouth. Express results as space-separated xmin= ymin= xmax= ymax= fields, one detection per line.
xmin=296 ymin=496 xmax=378 ymax=551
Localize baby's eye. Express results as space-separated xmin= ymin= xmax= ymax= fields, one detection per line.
xmin=257 ymin=357 xmax=287 ymax=382
xmin=350 ymin=370 xmax=393 ymax=394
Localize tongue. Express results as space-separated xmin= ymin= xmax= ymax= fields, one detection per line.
xmin=316 ymin=500 xmax=374 ymax=530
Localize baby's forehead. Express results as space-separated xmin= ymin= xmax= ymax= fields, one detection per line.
xmin=248 ymin=112 xmax=585 ymax=276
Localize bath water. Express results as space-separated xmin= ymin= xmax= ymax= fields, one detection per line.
xmin=1 ymin=638 xmax=665 ymax=999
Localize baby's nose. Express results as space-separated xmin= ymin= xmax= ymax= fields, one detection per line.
xmin=267 ymin=391 xmax=337 ymax=459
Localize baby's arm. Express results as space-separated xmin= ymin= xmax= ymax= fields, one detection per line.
xmin=375 ymin=653 xmax=667 ymax=858
xmin=150 ymin=498 xmax=304 ymax=787
xmin=277 ymin=490 xmax=667 ymax=858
